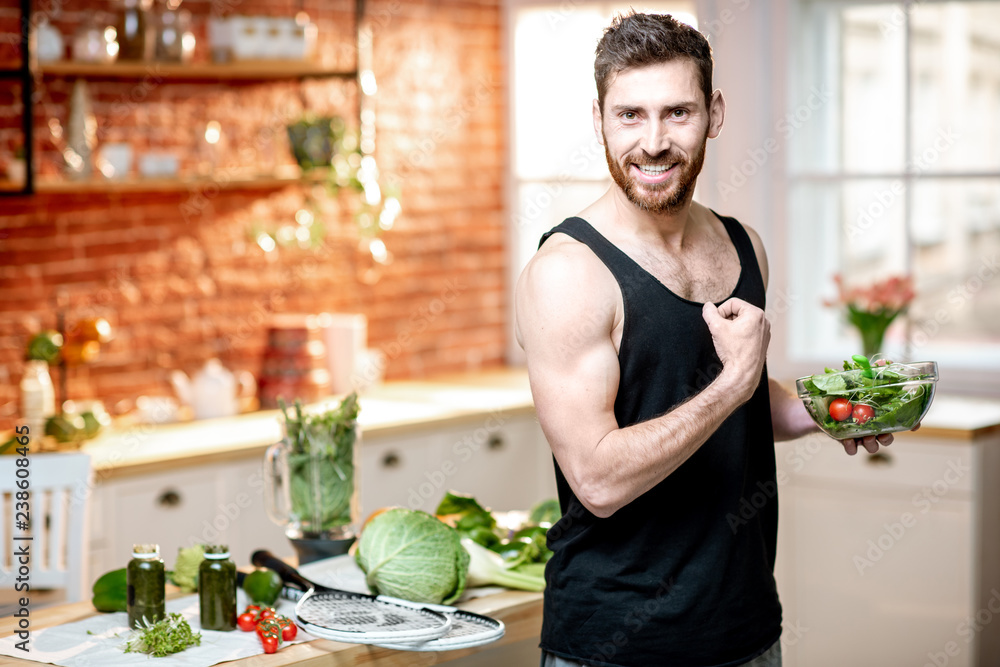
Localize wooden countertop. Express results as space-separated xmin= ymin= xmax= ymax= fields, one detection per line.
xmin=0 ymin=588 xmax=543 ymax=667
xmin=906 ymin=394 xmax=1000 ymax=440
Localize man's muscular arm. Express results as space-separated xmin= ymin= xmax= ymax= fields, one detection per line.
xmin=515 ymin=240 xmax=770 ymax=519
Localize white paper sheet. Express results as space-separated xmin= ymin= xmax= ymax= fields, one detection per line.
xmin=0 ymin=591 xmax=314 ymax=666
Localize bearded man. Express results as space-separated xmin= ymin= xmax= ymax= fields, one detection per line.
xmin=515 ymin=12 xmax=896 ymax=667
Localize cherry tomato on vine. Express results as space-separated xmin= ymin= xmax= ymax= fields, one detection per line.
xmin=852 ymin=404 xmax=875 ymax=424
xmin=256 ymin=619 xmax=282 ymax=637
xmin=829 ymin=398 xmax=853 ymax=422
xmin=259 ymin=633 xmax=279 ymax=654
xmin=280 ymin=621 xmax=297 ymax=641
xmin=237 ymin=611 xmax=258 ymax=632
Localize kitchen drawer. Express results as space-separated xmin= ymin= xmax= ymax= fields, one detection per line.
xmin=777 ymin=433 xmax=975 ymax=495
xmin=361 ymin=431 xmax=446 ymax=517
xmin=106 ymin=468 xmax=229 ymax=562
xmin=443 ymin=417 xmax=545 ymax=511
xmin=360 ymin=414 xmax=553 ymax=517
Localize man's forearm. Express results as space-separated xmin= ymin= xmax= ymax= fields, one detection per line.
xmin=769 ymin=377 xmax=818 ymax=441
xmin=577 ymin=374 xmax=751 ymax=518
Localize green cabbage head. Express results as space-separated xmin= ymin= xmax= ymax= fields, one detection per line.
xmin=355 ymin=508 xmax=469 ymax=604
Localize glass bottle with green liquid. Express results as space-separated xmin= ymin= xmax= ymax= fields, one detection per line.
xmin=199 ymin=544 xmax=237 ymax=631
xmin=127 ymin=543 xmax=165 ymax=629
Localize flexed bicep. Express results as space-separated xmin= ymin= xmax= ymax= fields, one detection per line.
xmin=515 ymin=240 xmax=623 ymax=496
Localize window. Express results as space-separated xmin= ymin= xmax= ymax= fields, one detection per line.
xmin=505 ymin=0 xmax=697 ymax=362
xmin=787 ymin=1 xmax=1000 ymax=382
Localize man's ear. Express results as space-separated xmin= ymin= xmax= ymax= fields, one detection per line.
xmin=708 ymin=89 xmax=726 ymax=139
xmin=593 ymin=99 xmax=604 ymax=145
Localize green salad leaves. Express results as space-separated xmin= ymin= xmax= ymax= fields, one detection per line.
xmin=799 ymin=357 xmax=936 ymax=438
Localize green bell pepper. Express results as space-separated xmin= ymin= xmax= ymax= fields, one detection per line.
xmin=92 ymin=567 xmax=127 ymax=612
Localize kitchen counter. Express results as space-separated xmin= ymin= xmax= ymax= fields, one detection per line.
xmin=0 ymin=585 xmax=543 ymax=667
xmin=905 ymin=393 xmax=1000 ymax=440
xmin=7 ymin=367 xmax=996 ymax=479
xmin=78 ymin=367 xmax=536 ymax=480
xmin=77 ymin=368 xmax=1000 ymax=481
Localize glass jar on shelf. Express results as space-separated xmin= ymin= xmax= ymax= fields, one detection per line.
xmin=116 ymin=0 xmax=154 ymax=61
xmin=155 ymin=2 xmax=194 ymax=63
xmin=72 ymin=17 xmax=118 ymax=63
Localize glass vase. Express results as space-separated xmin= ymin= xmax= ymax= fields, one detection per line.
xmin=847 ymin=305 xmax=899 ymax=358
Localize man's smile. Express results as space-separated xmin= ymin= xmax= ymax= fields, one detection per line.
xmin=631 ymin=162 xmax=678 ymax=184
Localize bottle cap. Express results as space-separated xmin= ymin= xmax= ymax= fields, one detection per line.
xmin=204 ymin=544 xmax=230 ymax=558
xmin=131 ymin=543 xmax=160 ymax=558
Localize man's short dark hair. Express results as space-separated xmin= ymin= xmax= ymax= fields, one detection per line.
xmin=594 ymin=12 xmax=714 ymax=112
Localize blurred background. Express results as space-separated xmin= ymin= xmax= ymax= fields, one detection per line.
xmin=0 ymin=2 xmax=999 ymax=665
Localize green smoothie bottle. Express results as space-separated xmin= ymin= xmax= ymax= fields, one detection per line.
xmin=127 ymin=544 xmax=165 ymax=629
xmin=199 ymin=544 xmax=237 ymax=631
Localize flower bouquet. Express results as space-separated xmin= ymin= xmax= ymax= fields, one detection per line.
xmin=825 ymin=274 xmax=916 ymax=357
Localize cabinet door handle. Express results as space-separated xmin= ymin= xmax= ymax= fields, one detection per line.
xmin=866 ymin=452 xmax=893 ymax=467
xmin=487 ymin=434 xmax=505 ymax=451
xmin=382 ymin=452 xmax=401 ymax=469
xmin=157 ymin=489 xmax=182 ymax=508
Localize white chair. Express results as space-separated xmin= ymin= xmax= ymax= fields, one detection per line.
xmin=0 ymin=452 xmax=92 ymax=603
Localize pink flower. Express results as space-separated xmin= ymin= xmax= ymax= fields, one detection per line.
xmin=825 ymin=274 xmax=916 ymax=316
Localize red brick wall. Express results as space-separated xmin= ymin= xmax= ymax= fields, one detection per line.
xmin=0 ymin=0 xmax=507 ymax=428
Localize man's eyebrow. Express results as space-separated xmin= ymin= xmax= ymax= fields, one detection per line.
xmin=608 ymin=104 xmax=640 ymax=113
xmin=607 ymin=101 xmax=700 ymax=114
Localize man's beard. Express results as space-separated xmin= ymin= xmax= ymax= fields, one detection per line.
xmin=603 ymin=129 xmax=708 ymax=215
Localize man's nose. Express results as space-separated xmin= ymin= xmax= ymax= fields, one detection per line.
xmin=640 ymin=120 xmax=671 ymax=157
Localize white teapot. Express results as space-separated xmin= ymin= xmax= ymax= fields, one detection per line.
xmin=170 ymin=359 xmax=256 ymax=420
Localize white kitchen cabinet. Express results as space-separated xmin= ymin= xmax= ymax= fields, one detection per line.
xmin=360 ymin=429 xmax=449 ymax=515
xmin=88 ymin=408 xmax=557 ymax=583
xmin=775 ymin=429 xmax=1000 ymax=667
xmin=88 ymin=458 xmax=291 ymax=580
xmin=222 ymin=457 xmax=296 ymax=562
xmin=90 ymin=465 xmax=236 ymax=576
xmin=361 ymin=412 xmax=557 ymax=517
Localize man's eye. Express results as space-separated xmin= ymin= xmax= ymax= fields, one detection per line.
xmin=622 ymin=111 xmax=637 ymax=120
xmin=672 ymin=109 xmax=688 ymax=118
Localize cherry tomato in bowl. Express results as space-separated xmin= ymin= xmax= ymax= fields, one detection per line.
xmin=852 ymin=404 xmax=875 ymax=424
xmin=829 ymin=397 xmax=853 ymax=422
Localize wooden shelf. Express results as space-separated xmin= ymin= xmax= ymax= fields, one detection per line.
xmin=36 ymin=60 xmax=356 ymax=80
xmin=32 ymin=170 xmax=331 ymax=194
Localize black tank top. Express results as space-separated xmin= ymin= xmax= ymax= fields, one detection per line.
xmin=537 ymin=214 xmax=782 ymax=667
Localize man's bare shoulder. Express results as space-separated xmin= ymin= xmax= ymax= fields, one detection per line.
xmin=520 ymin=231 xmax=615 ymax=292
xmin=514 ymin=231 xmax=619 ymax=347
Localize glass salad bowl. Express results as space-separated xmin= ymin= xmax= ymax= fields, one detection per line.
xmin=796 ymin=360 xmax=938 ymax=439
